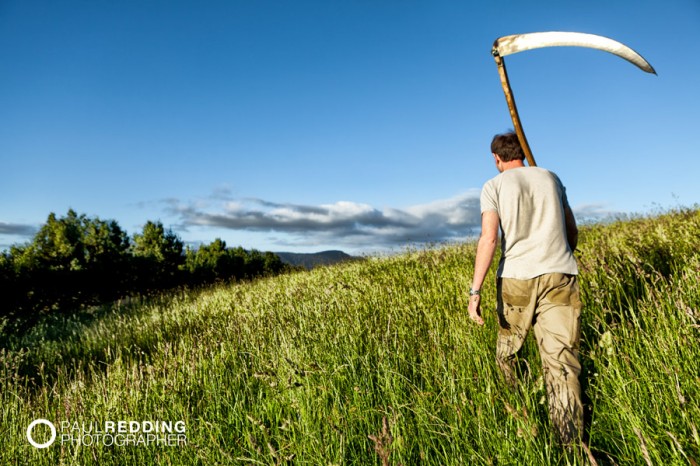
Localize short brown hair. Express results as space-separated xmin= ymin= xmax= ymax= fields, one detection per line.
xmin=490 ymin=131 xmax=525 ymax=162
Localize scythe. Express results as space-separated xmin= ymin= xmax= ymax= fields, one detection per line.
xmin=492 ymin=31 xmax=656 ymax=167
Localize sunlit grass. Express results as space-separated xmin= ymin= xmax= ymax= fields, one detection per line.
xmin=1 ymin=208 xmax=698 ymax=465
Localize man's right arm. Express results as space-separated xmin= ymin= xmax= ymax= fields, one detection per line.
xmin=468 ymin=210 xmax=499 ymax=326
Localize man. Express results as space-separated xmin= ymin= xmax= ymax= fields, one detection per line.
xmin=467 ymin=131 xmax=582 ymax=445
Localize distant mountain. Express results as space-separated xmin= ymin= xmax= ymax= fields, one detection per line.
xmin=274 ymin=250 xmax=357 ymax=270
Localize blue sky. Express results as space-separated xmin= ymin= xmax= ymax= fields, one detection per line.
xmin=1 ymin=0 xmax=698 ymax=254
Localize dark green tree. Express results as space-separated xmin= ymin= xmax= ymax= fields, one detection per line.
xmin=184 ymin=238 xmax=243 ymax=283
xmin=131 ymin=221 xmax=184 ymax=289
xmin=0 ymin=250 xmax=19 ymax=319
xmin=1 ymin=210 xmax=132 ymax=322
xmin=31 ymin=210 xmax=85 ymax=271
xmin=1 ymin=211 xmax=291 ymax=332
xmin=81 ymin=217 xmax=131 ymax=300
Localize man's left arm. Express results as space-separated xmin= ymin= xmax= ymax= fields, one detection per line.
xmin=564 ymin=205 xmax=578 ymax=252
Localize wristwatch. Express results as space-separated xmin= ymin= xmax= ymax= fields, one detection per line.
xmin=469 ymin=288 xmax=480 ymax=296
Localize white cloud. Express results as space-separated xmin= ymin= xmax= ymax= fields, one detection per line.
xmin=0 ymin=222 xmax=37 ymax=238
xmin=164 ymin=191 xmax=483 ymax=250
xmin=572 ymin=203 xmax=622 ymax=223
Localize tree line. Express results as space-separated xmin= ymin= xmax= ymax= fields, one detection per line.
xmin=0 ymin=209 xmax=291 ymax=329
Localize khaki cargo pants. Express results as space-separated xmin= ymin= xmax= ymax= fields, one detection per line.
xmin=496 ymin=273 xmax=583 ymax=444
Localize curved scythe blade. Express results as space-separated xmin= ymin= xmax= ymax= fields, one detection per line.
xmin=493 ymin=31 xmax=656 ymax=74
xmin=491 ymin=31 xmax=656 ymax=167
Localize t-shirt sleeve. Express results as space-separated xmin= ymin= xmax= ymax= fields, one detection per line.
xmin=480 ymin=180 xmax=498 ymax=213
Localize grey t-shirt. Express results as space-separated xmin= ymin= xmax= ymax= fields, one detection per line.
xmin=480 ymin=166 xmax=578 ymax=279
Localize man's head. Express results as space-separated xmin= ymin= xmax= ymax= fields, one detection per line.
xmin=491 ymin=131 xmax=525 ymax=162
xmin=490 ymin=131 xmax=526 ymax=172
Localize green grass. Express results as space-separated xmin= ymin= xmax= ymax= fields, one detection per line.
xmin=1 ymin=208 xmax=699 ymax=465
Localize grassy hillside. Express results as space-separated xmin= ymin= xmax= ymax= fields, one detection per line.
xmin=1 ymin=209 xmax=699 ymax=465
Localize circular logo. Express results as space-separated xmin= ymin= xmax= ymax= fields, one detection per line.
xmin=26 ymin=419 xmax=56 ymax=449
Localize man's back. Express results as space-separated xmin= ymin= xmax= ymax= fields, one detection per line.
xmin=480 ymin=166 xmax=578 ymax=279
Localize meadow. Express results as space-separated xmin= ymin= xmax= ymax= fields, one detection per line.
xmin=1 ymin=208 xmax=698 ymax=465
